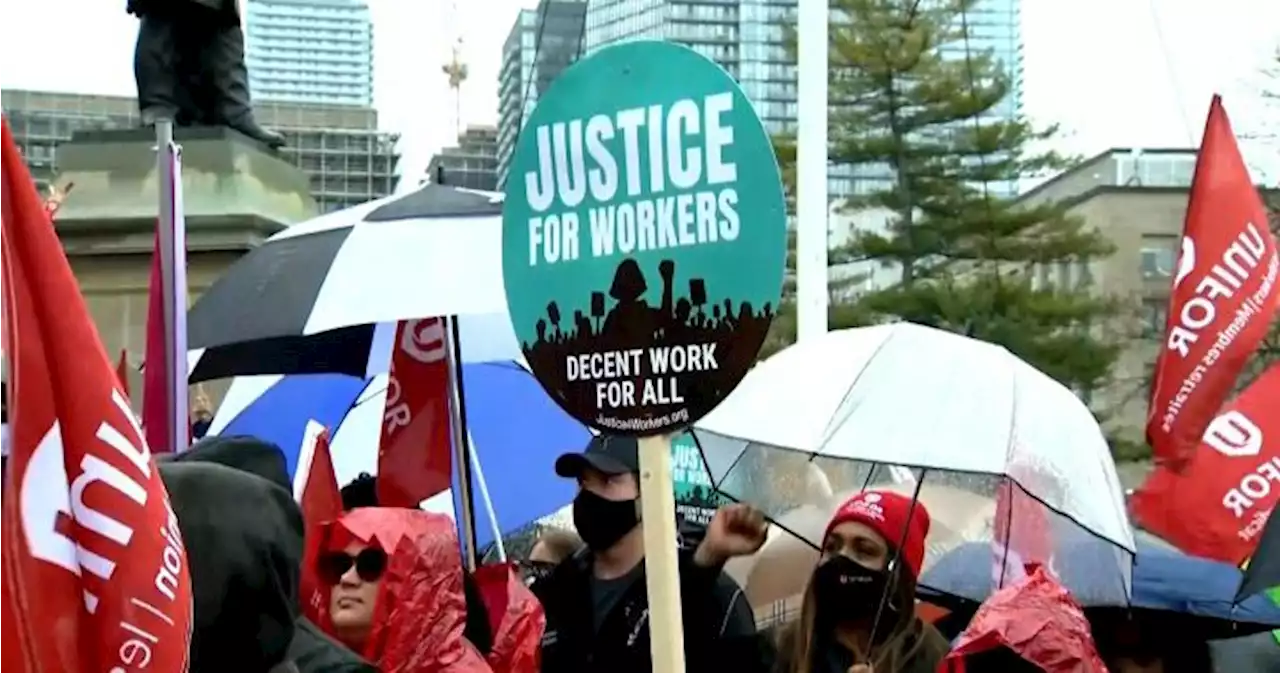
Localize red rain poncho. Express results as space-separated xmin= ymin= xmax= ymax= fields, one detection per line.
xmin=938 ymin=566 xmax=1107 ymax=673
xmin=319 ymin=508 xmax=493 ymax=673
xmin=472 ymin=563 xmax=546 ymax=673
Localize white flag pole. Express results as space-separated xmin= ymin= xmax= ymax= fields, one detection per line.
xmin=796 ymin=0 xmax=830 ymax=342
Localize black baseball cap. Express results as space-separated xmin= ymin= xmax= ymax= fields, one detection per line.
xmin=554 ymin=435 xmax=640 ymax=479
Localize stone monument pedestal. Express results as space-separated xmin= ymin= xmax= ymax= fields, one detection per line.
xmin=52 ymin=126 xmax=317 ymax=399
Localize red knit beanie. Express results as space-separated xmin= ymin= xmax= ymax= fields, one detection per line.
xmin=823 ymin=490 xmax=931 ymax=579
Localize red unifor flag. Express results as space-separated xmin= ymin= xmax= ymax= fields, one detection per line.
xmin=0 ymin=118 xmax=193 ymax=671
xmin=377 ymin=318 xmax=454 ymax=508
xmin=294 ymin=420 xmax=343 ymax=623
xmin=1133 ymin=364 xmax=1280 ymax=564
xmin=1145 ymin=95 xmax=1280 ymax=467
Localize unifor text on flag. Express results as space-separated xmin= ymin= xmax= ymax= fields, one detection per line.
xmin=1 ymin=117 xmax=193 ymax=672
xmin=1132 ymin=364 xmax=1280 ymax=565
xmin=1146 ymin=95 xmax=1280 ymax=467
xmin=378 ymin=317 xmax=453 ymax=507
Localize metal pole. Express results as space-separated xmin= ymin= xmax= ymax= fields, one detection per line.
xmin=469 ymin=444 xmax=507 ymax=562
xmin=443 ymin=315 xmax=479 ymax=570
xmin=155 ymin=120 xmax=190 ymax=454
xmin=796 ymin=0 xmax=830 ymax=342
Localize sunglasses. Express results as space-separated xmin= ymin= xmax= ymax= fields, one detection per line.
xmin=319 ymin=548 xmax=387 ymax=584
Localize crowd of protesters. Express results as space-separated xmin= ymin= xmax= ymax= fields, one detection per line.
xmin=124 ymin=423 xmax=1245 ymax=673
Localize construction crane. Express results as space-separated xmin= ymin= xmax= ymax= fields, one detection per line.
xmin=441 ymin=0 xmax=468 ymax=139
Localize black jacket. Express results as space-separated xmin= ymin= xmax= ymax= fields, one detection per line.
xmin=161 ymin=436 xmax=376 ymax=673
xmin=159 ymin=461 xmax=304 ymax=672
xmin=290 ymin=619 xmax=378 ymax=673
xmin=533 ymin=549 xmax=773 ymax=673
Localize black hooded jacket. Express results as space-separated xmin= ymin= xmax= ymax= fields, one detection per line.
xmin=159 ymin=461 xmax=303 ymax=672
xmin=164 ymin=436 xmax=377 ymax=673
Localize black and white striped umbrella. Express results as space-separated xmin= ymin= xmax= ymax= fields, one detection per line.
xmin=187 ymin=183 xmax=506 ymax=382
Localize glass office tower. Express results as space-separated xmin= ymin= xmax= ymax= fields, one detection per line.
xmin=579 ymin=0 xmax=1022 ymax=199
xmin=244 ymin=0 xmax=375 ymax=107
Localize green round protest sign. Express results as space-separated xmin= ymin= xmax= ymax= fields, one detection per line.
xmin=501 ymin=40 xmax=786 ymax=436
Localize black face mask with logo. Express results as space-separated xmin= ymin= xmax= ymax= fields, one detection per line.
xmin=812 ymin=555 xmax=896 ymax=626
xmin=572 ymin=489 xmax=640 ymax=551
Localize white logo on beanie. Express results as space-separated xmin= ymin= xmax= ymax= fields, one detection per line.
xmin=847 ymin=493 xmax=886 ymax=522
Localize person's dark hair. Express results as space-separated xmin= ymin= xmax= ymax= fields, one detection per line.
xmin=340 ymin=473 xmax=378 ymax=511
xmin=2 ymin=381 xmax=8 ymax=423
xmin=1099 ymin=633 xmax=1213 ymax=673
xmin=531 ymin=528 xmax=584 ymax=564
xmin=171 ymin=435 xmax=290 ymax=492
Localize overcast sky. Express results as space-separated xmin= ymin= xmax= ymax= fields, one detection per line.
xmin=2 ymin=0 xmax=1276 ymax=186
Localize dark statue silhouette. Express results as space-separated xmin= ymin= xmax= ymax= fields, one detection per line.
xmin=128 ymin=0 xmax=285 ymax=148
xmin=522 ymin=256 xmax=774 ymax=427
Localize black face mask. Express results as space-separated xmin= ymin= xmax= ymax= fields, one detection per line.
xmin=572 ymin=489 xmax=639 ymax=551
xmin=812 ymin=555 xmax=895 ymax=625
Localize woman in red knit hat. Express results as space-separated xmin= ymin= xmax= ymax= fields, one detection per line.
xmin=773 ymin=490 xmax=949 ymax=673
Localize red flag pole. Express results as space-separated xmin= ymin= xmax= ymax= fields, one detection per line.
xmin=155 ymin=120 xmax=189 ymax=454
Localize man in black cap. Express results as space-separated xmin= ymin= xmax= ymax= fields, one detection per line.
xmin=532 ymin=434 xmax=773 ymax=673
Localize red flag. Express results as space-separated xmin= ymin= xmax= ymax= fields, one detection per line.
xmin=141 ymin=231 xmax=175 ymax=453
xmin=472 ymin=563 xmax=546 ymax=673
xmin=1146 ymin=96 xmax=1280 ymax=466
xmin=1 ymin=572 xmax=25 ymax=667
xmin=114 ymin=349 xmax=131 ymax=399
xmin=1133 ymin=364 xmax=1280 ymax=564
xmin=377 ymin=318 xmax=453 ymax=508
xmin=294 ymin=421 xmax=343 ymax=624
xmin=1 ymin=118 xmax=192 ymax=672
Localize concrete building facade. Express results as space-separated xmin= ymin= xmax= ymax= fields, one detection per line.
xmin=1017 ymin=148 xmax=1209 ymax=443
xmin=1 ymin=89 xmax=399 ymax=214
xmin=426 ymin=125 xmax=500 ymax=192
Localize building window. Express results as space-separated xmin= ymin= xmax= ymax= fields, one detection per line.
xmin=1139 ymin=234 xmax=1177 ymax=279
xmin=1145 ymin=158 xmax=1175 ymax=186
xmin=1056 ymin=260 xmax=1072 ymax=288
xmin=1077 ymin=258 xmax=1095 ymax=288
xmin=1170 ymin=158 xmax=1195 ymax=186
xmin=1116 ymin=156 xmax=1135 ymax=185
xmin=1142 ymin=297 xmax=1169 ymax=338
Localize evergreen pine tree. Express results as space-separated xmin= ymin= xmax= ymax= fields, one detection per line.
xmin=770 ymin=0 xmax=1123 ymax=402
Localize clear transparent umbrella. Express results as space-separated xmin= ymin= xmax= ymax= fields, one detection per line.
xmin=694 ymin=322 xmax=1136 ymax=607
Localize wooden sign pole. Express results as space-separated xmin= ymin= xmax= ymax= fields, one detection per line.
xmin=637 ymin=433 xmax=686 ymax=673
